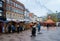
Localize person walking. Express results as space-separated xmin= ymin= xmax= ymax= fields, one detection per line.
xmin=7 ymin=23 xmax=12 ymax=33
xmin=47 ymin=24 xmax=50 ymax=30
xmin=17 ymin=24 xmax=20 ymax=33
xmin=11 ymin=24 xmax=15 ymax=33
xmin=31 ymin=23 xmax=36 ymax=37
xmin=19 ymin=23 xmax=23 ymax=32
xmin=0 ymin=22 xmax=3 ymax=33
xmin=37 ymin=22 xmax=41 ymax=33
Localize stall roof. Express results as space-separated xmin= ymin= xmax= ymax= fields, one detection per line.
xmin=45 ymin=19 xmax=55 ymax=23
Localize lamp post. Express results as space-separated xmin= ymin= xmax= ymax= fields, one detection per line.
xmin=56 ymin=11 xmax=58 ymax=22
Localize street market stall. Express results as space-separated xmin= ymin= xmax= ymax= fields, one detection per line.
xmin=43 ymin=19 xmax=56 ymax=27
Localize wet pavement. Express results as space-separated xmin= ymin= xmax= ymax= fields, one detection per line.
xmin=0 ymin=27 xmax=60 ymax=41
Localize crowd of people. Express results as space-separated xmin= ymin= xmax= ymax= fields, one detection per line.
xmin=0 ymin=21 xmax=41 ymax=34
xmin=0 ymin=21 xmax=24 ymax=34
xmin=0 ymin=21 xmax=53 ymax=37
xmin=30 ymin=22 xmax=41 ymax=37
xmin=30 ymin=22 xmax=54 ymax=37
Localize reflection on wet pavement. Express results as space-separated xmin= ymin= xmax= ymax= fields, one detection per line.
xmin=0 ymin=27 xmax=60 ymax=41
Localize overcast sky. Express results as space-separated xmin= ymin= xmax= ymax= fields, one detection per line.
xmin=17 ymin=0 xmax=60 ymax=17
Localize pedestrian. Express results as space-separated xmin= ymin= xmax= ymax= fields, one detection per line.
xmin=37 ymin=22 xmax=41 ymax=33
xmin=0 ymin=22 xmax=3 ymax=33
xmin=11 ymin=24 xmax=15 ymax=33
xmin=31 ymin=23 xmax=36 ymax=37
xmin=7 ymin=23 xmax=12 ymax=33
xmin=47 ymin=24 xmax=50 ymax=30
xmin=20 ymin=26 xmax=23 ymax=32
xmin=2 ymin=24 xmax=5 ymax=33
xmin=17 ymin=24 xmax=20 ymax=33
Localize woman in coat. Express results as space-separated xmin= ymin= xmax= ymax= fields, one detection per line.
xmin=31 ymin=23 xmax=36 ymax=37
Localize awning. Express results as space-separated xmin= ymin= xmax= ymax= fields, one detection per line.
xmin=7 ymin=18 xmax=25 ymax=22
xmin=7 ymin=18 xmax=12 ymax=21
xmin=24 ymin=19 xmax=30 ymax=21
xmin=45 ymin=19 xmax=55 ymax=24
xmin=18 ymin=19 xmax=24 ymax=22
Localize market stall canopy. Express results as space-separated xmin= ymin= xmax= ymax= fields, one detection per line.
xmin=44 ymin=19 xmax=55 ymax=24
xmin=24 ymin=19 xmax=30 ymax=22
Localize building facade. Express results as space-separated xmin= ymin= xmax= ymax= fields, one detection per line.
xmin=0 ymin=0 xmax=6 ymax=21
xmin=6 ymin=0 xmax=25 ymax=21
xmin=29 ymin=13 xmax=38 ymax=22
xmin=0 ymin=0 xmax=25 ymax=21
xmin=24 ymin=9 xmax=31 ymax=22
xmin=37 ymin=17 xmax=44 ymax=22
xmin=33 ymin=15 xmax=38 ymax=22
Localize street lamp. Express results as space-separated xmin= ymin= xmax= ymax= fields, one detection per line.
xmin=56 ymin=11 xmax=58 ymax=22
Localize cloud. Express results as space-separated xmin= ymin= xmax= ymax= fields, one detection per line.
xmin=46 ymin=0 xmax=60 ymax=12
xmin=17 ymin=0 xmax=60 ymax=17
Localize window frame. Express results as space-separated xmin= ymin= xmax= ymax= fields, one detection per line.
xmin=0 ymin=10 xmax=3 ymax=16
xmin=0 ymin=1 xmax=3 ymax=7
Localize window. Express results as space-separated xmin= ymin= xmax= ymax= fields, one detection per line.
xmin=19 ymin=10 xmax=24 ymax=14
xmin=0 ymin=10 xmax=2 ymax=16
xmin=9 ymin=0 xmax=12 ymax=5
xmin=14 ymin=8 xmax=16 ymax=12
xmin=16 ymin=4 xmax=18 ymax=7
xmin=12 ymin=7 xmax=15 ymax=12
xmin=19 ymin=5 xmax=24 ymax=10
xmin=0 ymin=10 xmax=2 ymax=12
xmin=12 ymin=2 xmax=14 ymax=6
xmin=16 ymin=4 xmax=17 ymax=7
xmin=12 ymin=7 xmax=13 ymax=12
xmin=0 ymin=2 xmax=2 ymax=7
xmin=0 ymin=13 xmax=2 ymax=16
xmin=6 ymin=6 xmax=9 ymax=10
xmin=14 ymin=2 xmax=16 ymax=7
xmin=6 ymin=0 xmax=9 ymax=4
xmin=18 ymin=4 xmax=20 ymax=8
xmin=10 ymin=1 xmax=14 ymax=6
xmin=10 ymin=7 xmax=12 ymax=11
